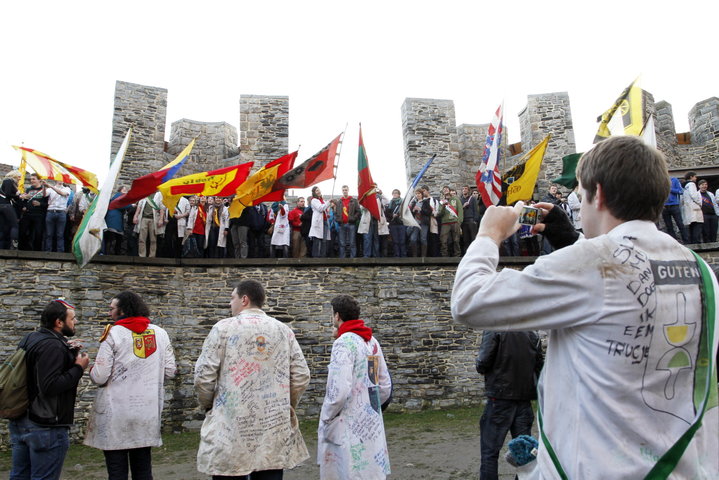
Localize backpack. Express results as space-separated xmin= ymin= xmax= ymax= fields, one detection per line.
xmin=0 ymin=346 xmax=29 ymax=419
xmin=0 ymin=333 xmax=47 ymax=419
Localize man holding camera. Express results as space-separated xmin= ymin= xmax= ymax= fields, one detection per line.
xmin=452 ymin=136 xmax=718 ymax=478
xmin=9 ymin=298 xmax=89 ymax=479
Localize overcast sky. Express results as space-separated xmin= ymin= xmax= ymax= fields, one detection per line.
xmin=1 ymin=0 xmax=717 ymax=196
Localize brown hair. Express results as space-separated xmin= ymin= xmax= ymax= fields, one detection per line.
xmin=577 ymin=136 xmax=669 ymax=222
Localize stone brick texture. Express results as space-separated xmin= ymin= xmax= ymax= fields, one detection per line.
xmin=2 ymin=248 xmax=719 ymax=447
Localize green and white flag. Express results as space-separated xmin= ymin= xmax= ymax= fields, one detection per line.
xmin=72 ymin=129 xmax=131 ymax=267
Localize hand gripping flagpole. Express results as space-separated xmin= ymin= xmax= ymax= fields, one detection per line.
xmin=329 ymin=123 xmax=348 ymax=200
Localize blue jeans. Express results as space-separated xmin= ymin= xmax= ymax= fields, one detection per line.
xmin=662 ymin=204 xmax=688 ymax=243
xmin=311 ymin=236 xmax=327 ymax=258
xmin=44 ymin=210 xmax=66 ymax=252
xmin=389 ymin=224 xmax=407 ymax=257
xmin=363 ymin=221 xmax=380 ymax=258
xmin=479 ymin=398 xmax=534 ymax=480
xmin=337 ymin=223 xmax=356 ymax=258
xmin=9 ymin=416 xmax=70 ymax=480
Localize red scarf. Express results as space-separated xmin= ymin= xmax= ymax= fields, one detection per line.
xmin=337 ymin=319 xmax=373 ymax=341
xmin=115 ymin=316 xmax=151 ymax=333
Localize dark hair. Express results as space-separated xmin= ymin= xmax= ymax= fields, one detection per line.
xmin=685 ymin=171 xmax=696 ymax=181
xmin=113 ymin=291 xmax=150 ymax=318
xmin=698 ymin=179 xmax=708 ymax=187
xmin=331 ymin=295 xmax=361 ymax=322
xmin=40 ymin=300 xmax=70 ymax=328
xmin=235 ymin=279 xmax=265 ymax=308
xmin=577 ymin=136 xmax=669 ymax=222
xmin=311 ymin=186 xmax=321 ymax=198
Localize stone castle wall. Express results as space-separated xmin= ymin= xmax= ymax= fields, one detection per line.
xmin=112 ymin=81 xmax=168 ymax=190
xmin=239 ymin=95 xmax=290 ymax=171
xmin=405 ymin=92 xmax=719 ymax=199
xmin=111 ymin=85 xmax=289 ymax=187
xmin=656 ymin=97 xmax=719 ymax=169
xmin=401 ymin=98 xmax=462 ymax=190
xmin=0 ymin=252 xmax=500 ymax=445
xmin=514 ymin=92 xmax=576 ymax=193
xmin=3 ymin=247 xmax=719 ymax=447
xmin=167 ymin=119 xmax=239 ymax=174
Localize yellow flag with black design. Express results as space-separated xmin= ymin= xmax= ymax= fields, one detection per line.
xmin=594 ymin=79 xmax=647 ymax=143
xmin=502 ymin=135 xmax=551 ymax=205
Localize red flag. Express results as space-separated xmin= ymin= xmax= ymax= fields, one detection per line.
xmin=273 ymin=135 xmax=341 ymax=189
xmin=251 ymin=151 xmax=298 ymax=204
xmin=357 ymin=127 xmax=381 ymax=220
xmin=109 ymin=140 xmax=194 ymax=209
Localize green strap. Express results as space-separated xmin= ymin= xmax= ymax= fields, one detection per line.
xmin=146 ymin=196 xmax=160 ymax=210
xmin=538 ymin=252 xmax=717 ymax=480
xmin=536 ymin=403 xmax=568 ymax=479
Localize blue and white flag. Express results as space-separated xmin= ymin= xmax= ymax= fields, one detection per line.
xmin=476 ymin=104 xmax=504 ymax=207
xmin=400 ymin=154 xmax=436 ymax=228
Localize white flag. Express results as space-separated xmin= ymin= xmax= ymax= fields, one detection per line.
xmin=72 ymin=129 xmax=131 ymax=267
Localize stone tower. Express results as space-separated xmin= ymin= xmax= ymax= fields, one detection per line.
xmin=167 ymin=119 xmax=239 ymax=174
xmin=689 ymin=97 xmax=719 ymax=145
xmin=515 ymin=92 xmax=576 ymax=193
xmin=401 ymin=98 xmax=461 ymax=191
xmin=111 ymin=81 xmax=168 ymax=190
xmin=239 ymin=95 xmax=289 ymax=170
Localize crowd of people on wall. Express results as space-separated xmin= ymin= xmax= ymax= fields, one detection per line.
xmin=3 ymin=167 xmax=719 ymax=259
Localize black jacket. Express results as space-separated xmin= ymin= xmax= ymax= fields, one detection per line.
xmin=21 ymin=328 xmax=84 ymax=426
xmin=476 ymin=330 xmax=544 ymax=401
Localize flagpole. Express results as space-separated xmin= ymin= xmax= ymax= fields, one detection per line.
xmin=329 ymin=123 xmax=348 ymax=199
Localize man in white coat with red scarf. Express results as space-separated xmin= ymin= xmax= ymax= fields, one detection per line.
xmin=318 ymin=294 xmax=392 ymax=480
xmin=84 ymin=290 xmax=176 ymax=480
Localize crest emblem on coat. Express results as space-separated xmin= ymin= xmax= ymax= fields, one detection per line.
xmin=132 ymin=329 xmax=157 ymax=358
xmin=253 ymin=335 xmax=271 ymax=361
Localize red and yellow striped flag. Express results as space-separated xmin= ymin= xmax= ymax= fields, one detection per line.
xmin=12 ymin=146 xmax=98 ymax=193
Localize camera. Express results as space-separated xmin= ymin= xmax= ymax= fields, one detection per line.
xmin=518 ymin=206 xmax=540 ymax=226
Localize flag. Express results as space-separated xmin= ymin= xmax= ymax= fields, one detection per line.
xmin=551 ymin=153 xmax=583 ymax=189
xmin=158 ymin=161 xmax=254 ymax=215
xmin=228 ymin=160 xmax=290 ymax=218
xmin=502 ymin=135 xmax=551 ymax=205
xmin=273 ymin=134 xmax=341 ymax=189
xmin=72 ymin=129 xmax=131 ymax=267
xmin=13 ymin=146 xmax=99 ymax=193
xmin=594 ymin=79 xmax=647 ymax=142
xmin=247 ymin=151 xmax=298 ymax=204
xmin=109 ymin=139 xmax=195 ymax=209
xmin=400 ymin=154 xmax=436 ymax=228
xmin=357 ymin=126 xmax=381 ymax=220
xmin=476 ymin=104 xmax=504 ymax=207
xmin=641 ymin=115 xmax=657 ymax=148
